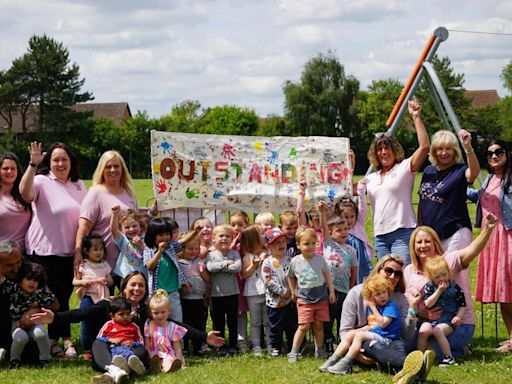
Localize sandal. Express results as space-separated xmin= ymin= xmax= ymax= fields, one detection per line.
xmin=494 ymin=340 xmax=512 ymax=353
xmin=50 ymin=344 xmax=65 ymax=358
xmin=64 ymin=345 xmax=77 ymax=359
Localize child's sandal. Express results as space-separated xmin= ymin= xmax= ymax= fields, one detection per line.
xmin=50 ymin=344 xmax=65 ymax=358
xmin=64 ymin=345 xmax=77 ymax=359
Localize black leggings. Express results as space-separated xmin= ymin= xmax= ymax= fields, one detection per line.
xmin=211 ymin=295 xmax=238 ymax=348
xmin=30 ymin=254 xmax=74 ymax=340
xmin=91 ymin=340 xmax=149 ymax=372
xmin=182 ymin=298 xmax=206 ymax=353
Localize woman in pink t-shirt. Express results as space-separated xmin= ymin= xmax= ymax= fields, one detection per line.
xmin=0 ymin=152 xmax=31 ymax=253
xmin=403 ymin=212 xmax=497 ymax=359
xmin=19 ymin=141 xmax=87 ymax=358
xmin=361 ymin=99 xmax=430 ymax=265
xmin=75 ymin=150 xmax=138 ymax=291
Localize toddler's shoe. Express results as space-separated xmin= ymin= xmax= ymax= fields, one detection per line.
xmin=319 ymin=354 xmax=341 ymax=372
xmin=252 ymin=346 xmax=263 ymax=357
xmin=0 ymin=347 xmax=6 ymax=362
xmin=111 ymin=355 xmax=131 ymax=373
xmin=9 ymin=359 xmax=21 ymax=370
xmin=439 ymin=355 xmax=457 ymax=367
xmin=128 ymin=355 xmax=146 ymax=375
xmin=287 ymin=351 xmax=300 ymax=363
xmin=327 ymin=358 xmax=353 ymax=375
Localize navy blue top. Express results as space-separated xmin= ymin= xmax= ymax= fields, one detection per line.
xmin=418 ymin=164 xmax=472 ymax=240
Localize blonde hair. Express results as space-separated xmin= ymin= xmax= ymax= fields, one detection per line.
xmin=149 ymin=289 xmax=171 ymax=310
xmin=424 ymin=256 xmax=450 ymax=280
xmin=254 ymin=212 xmax=275 ymax=226
xmin=429 ymin=130 xmax=463 ymax=166
xmin=409 ymin=226 xmax=444 ymax=270
xmin=212 ymin=224 xmax=234 ymax=237
xmin=92 ymin=150 xmax=136 ymax=198
xmin=369 ymin=254 xmax=406 ymax=293
xmin=279 ymin=210 xmax=298 ymax=226
xmin=295 ymin=226 xmax=317 ymax=244
xmin=368 ymin=134 xmax=405 ymax=170
xmin=362 ymin=275 xmax=393 ymax=302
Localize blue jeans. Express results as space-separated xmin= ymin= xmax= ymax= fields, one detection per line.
xmin=374 ymin=227 xmax=414 ymax=265
xmin=167 ymin=290 xmax=183 ymax=323
xmin=80 ymin=295 xmax=95 ymax=350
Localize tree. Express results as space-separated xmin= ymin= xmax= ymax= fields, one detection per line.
xmin=159 ymin=99 xmax=202 ymax=132
xmin=1 ymin=34 xmax=93 ymax=132
xmin=501 ymin=59 xmax=512 ymax=94
xmin=283 ymin=51 xmax=359 ymax=137
xmin=196 ymin=105 xmax=259 ymax=136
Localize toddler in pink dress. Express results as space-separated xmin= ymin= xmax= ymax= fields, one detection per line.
xmin=144 ymin=289 xmax=187 ymax=373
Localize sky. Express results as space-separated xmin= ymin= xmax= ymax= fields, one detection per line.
xmin=0 ymin=0 xmax=510 ymax=118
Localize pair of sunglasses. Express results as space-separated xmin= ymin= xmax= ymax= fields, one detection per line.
xmin=383 ymin=267 xmax=403 ymax=278
xmin=487 ymin=148 xmax=505 ymax=158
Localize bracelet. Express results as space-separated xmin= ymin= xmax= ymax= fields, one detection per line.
xmin=464 ymin=148 xmax=474 ymax=155
xmin=29 ymin=162 xmax=37 ymax=168
xmin=298 ymin=191 xmax=305 ymax=196
xmin=408 ymin=308 xmax=418 ymax=316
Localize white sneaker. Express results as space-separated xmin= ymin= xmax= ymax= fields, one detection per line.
xmin=106 ymin=364 xmax=129 ymax=384
xmin=128 ymin=355 xmax=146 ymax=375
xmin=252 ymin=346 xmax=262 ymax=357
xmin=112 ymin=355 xmax=131 ymax=373
xmin=0 ymin=348 xmax=6 ymax=362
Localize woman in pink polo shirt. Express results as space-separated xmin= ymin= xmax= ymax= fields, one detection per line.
xmin=403 ymin=212 xmax=497 ymax=359
xmin=75 ymin=150 xmax=138 ymax=291
xmin=0 ymin=152 xmax=31 ymax=253
xmin=360 ymin=99 xmax=430 ymax=265
xmin=19 ymin=141 xmax=87 ymax=358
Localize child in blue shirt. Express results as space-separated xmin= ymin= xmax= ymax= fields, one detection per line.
xmin=319 ymin=275 xmax=400 ymax=375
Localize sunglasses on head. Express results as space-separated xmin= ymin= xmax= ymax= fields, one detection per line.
xmin=487 ymin=148 xmax=505 ymax=158
xmin=375 ymin=132 xmax=392 ymax=139
xmin=383 ymin=267 xmax=403 ymax=278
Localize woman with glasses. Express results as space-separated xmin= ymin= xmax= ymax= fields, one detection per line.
xmin=417 ymin=129 xmax=480 ymax=252
xmin=361 ymin=99 xmax=430 ymax=264
xmin=328 ymin=254 xmax=432 ymax=382
xmin=468 ymin=140 xmax=512 ymax=352
xmin=404 ymin=214 xmax=497 ymax=360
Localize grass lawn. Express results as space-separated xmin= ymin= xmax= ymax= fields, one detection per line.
xmin=2 ymin=175 xmax=511 ymax=383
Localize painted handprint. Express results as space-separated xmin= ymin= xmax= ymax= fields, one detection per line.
xmin=213 ymin=190 xmax=224 ymax=199
xmin=155 ymin=179 xmax=167 ymax=194
xmin=327 ymin=185 xmax=338 ymax=202
xmin=159 ymin=140 xmax=174 ymax=154
xmin=185 ymin=187 xmax=200 ymax=199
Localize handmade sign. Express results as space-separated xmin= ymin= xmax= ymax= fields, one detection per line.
xmin=151 ymin=130 xmax=352 ymax=212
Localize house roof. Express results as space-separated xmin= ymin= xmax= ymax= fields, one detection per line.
xmin=464 ymin=90 xmax=500 ymax=108
xmin=0 ymin=102 xmax=132 ymax=133
xmin=72 ymin=102 xmax=132 ymax=125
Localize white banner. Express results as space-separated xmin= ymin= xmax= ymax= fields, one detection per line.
xmin=150 ymin=131 xmax=352 ymax=212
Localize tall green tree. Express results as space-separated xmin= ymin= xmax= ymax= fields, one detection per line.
xmin=1 ymin=34 xmax=93 ymax=132
xmin=283 ymin=50 xmax=359 ymax=137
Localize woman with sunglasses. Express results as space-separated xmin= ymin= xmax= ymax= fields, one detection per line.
xmin=330 ymin=254 xmax=432 ymax=383
xmin=468 ymin=140 xmax=512 ymax=352
xmin=361 ymin=98 xmax=430 ymax=265
xmin=404 ymin=213 xmax=497 ymax=361
xmin=417 ymin=129 xmax=479 ymax=252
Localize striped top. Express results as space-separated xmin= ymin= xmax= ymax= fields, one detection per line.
xmin=144 ymin=319 xmax=187 ymax=360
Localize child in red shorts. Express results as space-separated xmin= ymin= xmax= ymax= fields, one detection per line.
xmin=287 ymin=227 xmax=335 ymax=362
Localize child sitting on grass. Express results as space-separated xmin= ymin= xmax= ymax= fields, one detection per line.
xmin=8 ymin=262 xmax=57 ymax=369
xmin=319 ymin=275 xmax=400 ymax=375
xmin=287 ymin=226 xmax=335 ymax=362
xmin=96 ymin=297 xmax=146 ymax=379
xmin=144 ymin=289 xmax=187 ymax=373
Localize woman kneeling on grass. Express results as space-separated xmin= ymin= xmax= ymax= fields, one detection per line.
xmin=31 ymin=271 xmax=224 ymax=383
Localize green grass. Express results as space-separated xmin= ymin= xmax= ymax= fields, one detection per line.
xmin=3 ymin=174 xmax=511 ymax=383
